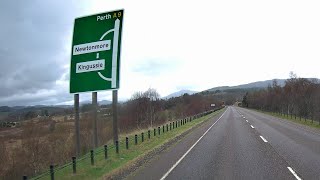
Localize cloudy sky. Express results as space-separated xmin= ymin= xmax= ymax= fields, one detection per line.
xmin=0 ymin=0 xmax=319 ymax=106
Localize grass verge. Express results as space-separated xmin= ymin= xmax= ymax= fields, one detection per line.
xmin=33 ymin=108 xmax=224 ymax=180
xmin=255 ymin=110 xmax=320 ymax=129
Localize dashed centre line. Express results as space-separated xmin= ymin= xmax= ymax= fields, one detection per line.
xmin=238 ymin=109 xmax=302 ymax=180
xmin=259 ymin=136 xmax=268 ymax=142
xmin=287 ymin=167 xmax=302 ymax=180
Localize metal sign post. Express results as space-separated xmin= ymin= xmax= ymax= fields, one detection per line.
xmin=74 ymin=94 xmax=80 ymax=156
xmin=112 ymin=90 xmax=118 ymax=143
xmin=70 ymin=9 xmax=124 ymax=153
xmin=92 ymin=92 xmax=98 ymax=148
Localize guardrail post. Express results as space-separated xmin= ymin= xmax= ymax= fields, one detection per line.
xmin=163 ymin=125 xmax=165 ymax=133
xmin=72 ymin=156 xmax=76 ymax=174
xmin=50 ymin=165 xmax=54 ymax=180
xmin=90 ymin=150 xmax=94 ymax=165
xmin=104 ymin=145 xmax=108 ymax=159
xmin=126 ymin=137 xmax=129 ymax=149
xmin=142 ymin=132 xmax=144 ymax=142
xmin=166 ymin=124 xmax=168 ymax=132
xmin=148 ymin=130 xmax=151 ymax=139
xmin=170 ymin=122 xmax=172 ymax=130
xmin=172 ymin=122 xmax=175 ymax=129
xmin=158 ymin=127 xmax=160 ymax=135
xmin=176 ymin=121 xmax=178 ymax=128
xmin=135 ymin=134 xmax=138 ymax=145
xmin=115 ymin=141 xmax=119 ymax=154
xmin=154 ymin=128 xmax=156 ymax=136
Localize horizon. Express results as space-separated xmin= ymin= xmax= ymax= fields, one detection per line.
xmin=1 ymin=77 xmax=318 ymax=107
xmin=1 ymin=0 xmax=320 ymax=106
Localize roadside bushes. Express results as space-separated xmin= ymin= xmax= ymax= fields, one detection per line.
xmin=1 ymin=88 xmax=223 ymax=179
xmin=242 ymin=74 xmax=320 ymax=122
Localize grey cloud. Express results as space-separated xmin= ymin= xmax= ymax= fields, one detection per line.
xmin=0 ymin=0 xmax=84 ymax=106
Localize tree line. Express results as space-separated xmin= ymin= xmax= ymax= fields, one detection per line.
xmin=242 ymin=73 xmax=320 ymax=122
xmin=118 ymin=88 xmax=223 ymax=132
xmin=0 ymin=88 xmax=224 ymax=179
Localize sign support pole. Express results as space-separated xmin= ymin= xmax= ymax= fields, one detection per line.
xmin=112 ymin=90 xmax=118 ymax=144
xmin=74 ymin=94 xmax=80 ymax=156
xmin=92 ymin=92 xmax=98 ymax=148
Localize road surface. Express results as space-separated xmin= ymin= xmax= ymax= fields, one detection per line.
xmin=126 ymin=106 xmax=320 ymax=180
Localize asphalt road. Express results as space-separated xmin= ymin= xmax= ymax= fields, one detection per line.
xmin=126 ymin=106 xmax=320 ymax=180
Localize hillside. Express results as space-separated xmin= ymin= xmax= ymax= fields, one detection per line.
xmin=202 ymin=78 xmax=319 ymax=105
xmin=163 ymin=90 xmax=198 ymax=99
xmin=206 ymin=79 xmax=286 ymax=92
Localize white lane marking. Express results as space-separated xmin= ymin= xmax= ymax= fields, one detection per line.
xmin=246 ymin=120 xmax=248 ymax=122
xmin=160 ymin=108 xmax=228 ymax=180
xmin=260 ymin=136 xmax=268 ymax=142
xmin=250 ymin=125 xmax=255 ymax=129
xmin=243 ymin=117 xmax=246 ymax=119
xmin=287 ymin=167 xmax=302 ymax=180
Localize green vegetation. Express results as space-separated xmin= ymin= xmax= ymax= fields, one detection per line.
xmin=33 ymin=108 xmax=224 ymax=180
xmin=257 ymin=110 xmax=320 ymax=129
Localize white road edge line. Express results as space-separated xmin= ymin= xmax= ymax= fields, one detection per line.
xmin=246 ymin=120 xmax=248 ymax=122
xmin=160 ymin=108 xmax=227 ymax=180
xmin=287 ymin=167 xmax=302 ymax=180
xmin=259 ymin=135 xmax=268 ymax=142
xmin=250 ymin=125 xmax=255 ymax=129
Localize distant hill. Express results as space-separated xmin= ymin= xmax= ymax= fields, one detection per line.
xmin=207 ymin=79 xmax=287 ymax=92
xmin=208 ymin=78 xmax=320 ymax=92
xmin=80 ymin=100 xmax=112 ymax=106
xmin=99 ymin=100 xmax=112 ymax=105
xmin=163 ymin=90 xmax=198 ymax=99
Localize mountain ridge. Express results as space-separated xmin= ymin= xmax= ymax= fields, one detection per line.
xmin=163 ymin=90 xmax=198 ymax=99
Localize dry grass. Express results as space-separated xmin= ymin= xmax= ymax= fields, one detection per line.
xmin=0 ymin=113 xmax=114 ymax=180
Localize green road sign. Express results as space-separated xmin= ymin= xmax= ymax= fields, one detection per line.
xmin=70 ymin=9 xmax=124 ymax=93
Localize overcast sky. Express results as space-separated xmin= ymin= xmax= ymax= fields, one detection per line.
xmin=0 ymin=0 xmax=320 ymax=106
